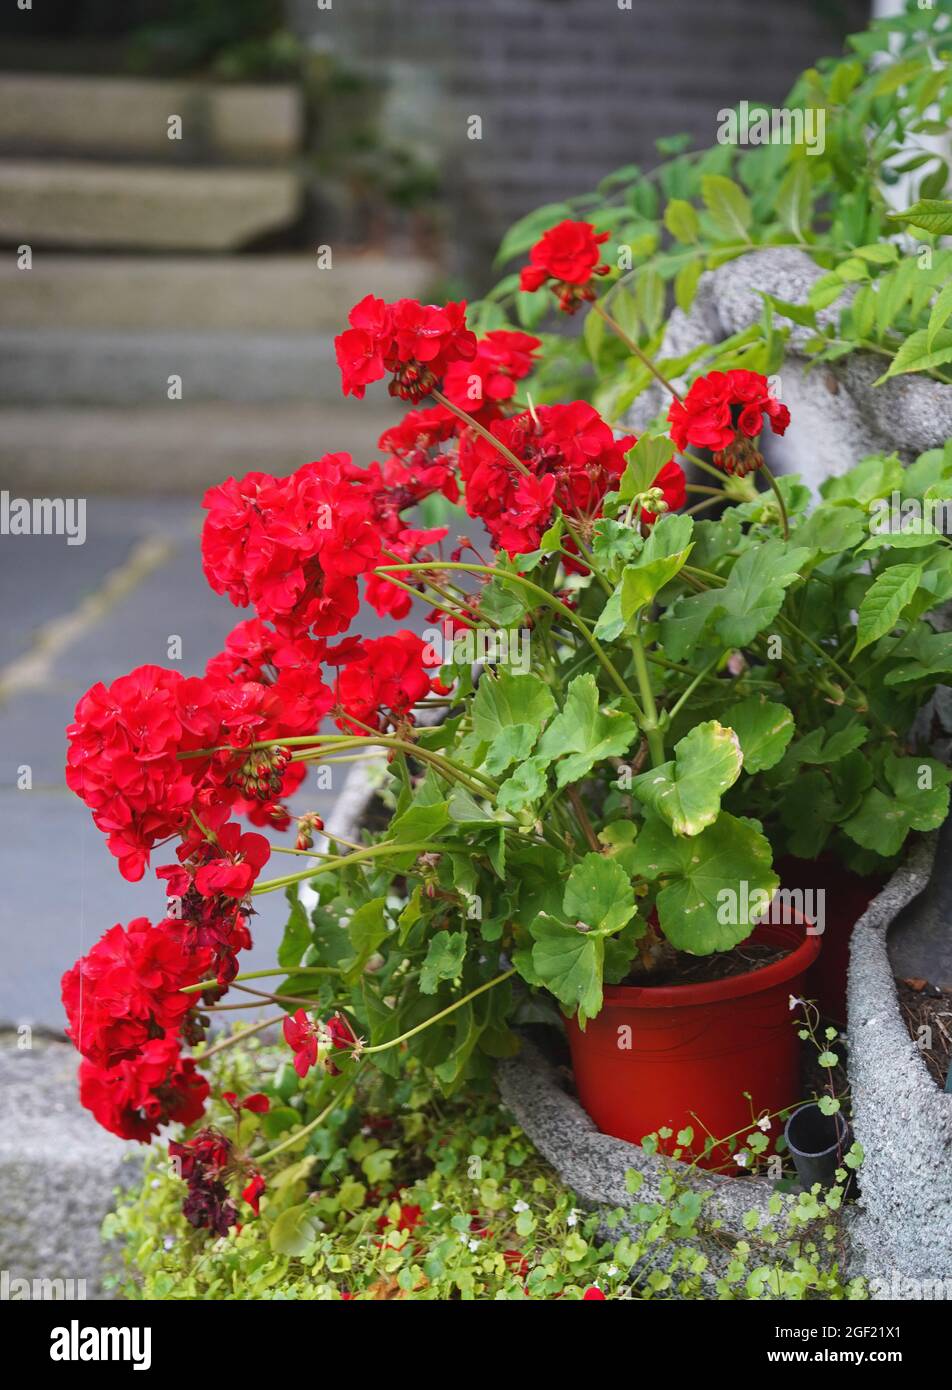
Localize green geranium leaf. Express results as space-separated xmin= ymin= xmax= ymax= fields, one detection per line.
xmin=563 ymin=852 xmax=637 ymax=935
xmin=536 ymin=674 xmax=637 ymax=787
xmin=420 ymin=929 xmax=468 ymax=995
xmin=714 ymin=543 xmax=810 ymax=647
xmin=472 ymin=670 xmax=555 ymax=747
xmin=843 ymin=754 xmax=952 ymax=856
xmin=389 ymin=800 xmax=450 ymax=843
xmin=530 ymin=916 xmax=605 ymax=1027
xmin=343 ymin=897 xmax=389 ymax=985
xmin=853 ymin=563 xmax=923 ymax=655
xmin=722 ymin=697 xmax=795 ymax=773
xmin=496 ymin=755 xmax=548 ymax=813
xmin=278 ymin=888 xmax=312 ymax=969
xmin=632 ymin=720 xmax=743 ymax=836
xmin=629 ymin=812 xmax=778 ymax=954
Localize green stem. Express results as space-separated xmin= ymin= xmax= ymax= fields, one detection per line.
xmin=257 ymin=1066 xmax=363 ymax=1164
xmin=375 ymin=561 xmax=633 ymax=706
xmin=760 ymin=462 xmax=790 ymax=540
xmin=357 ymin=969 xmax=517 ymax=1055
xmin=183 ymin=966 xmax=340 ymax=996
xmin=432 ymin=388 xmax=533 ymax=477
xmin=592 ymin=300 xmax=683 ymax=402
xmin=251 ymin=840 xmax=449 ymax=896
xmin=629 ymin=628 xmax=664 ymax=767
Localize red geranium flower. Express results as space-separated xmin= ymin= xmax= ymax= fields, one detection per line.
xmin=336 ymin=296 xmax=477 ymax=402
xmin=283 ymin=1009 xmax=357 ymax=1078
xmin=335 ymin=630 xmax=441 ymax=734
xmin=667 ymin=370 xmax=790 ymax=476
xmin=78 ymin=1033 xmax=209 ymax=1142
xmin=520 ymin=220 xmax=611 ymax=313
xmin=441 ymin=330 xmax=541 ymax=423
xmin=242 ymin=1173 xmax=266 ymax=1215
xmin=62 ymin=916 xmax=212 ymax=1068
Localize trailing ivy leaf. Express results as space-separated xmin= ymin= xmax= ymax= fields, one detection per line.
xmin=420 ymin=929 xmax=467 ymax=994
xmin=721 ymin=696 xmax=795 ymax=773
xmin=843 ymin=754 xmax=952 ymax=857
xmin=853 ymin=562 xmax=923 ymax=655
xmin=629 ymin=812 xmax=778 ymax=954
xmin=563 ymin=852 xmax=637 ymax=934
xmin=633 ymin=721 xmax=743 ymax=836
xmin=536 ymin=674 xmax=637 ymax=787
xmin=530 ymin=916 xmax=605 ymax=1027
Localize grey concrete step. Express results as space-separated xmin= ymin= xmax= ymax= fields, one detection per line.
xmin=0 ymin=327 xmax=345 ymax=404
xmin=0 ymin=402 xmax=398 ymax=492
xmin=0 ymin=252 xmax=432 ymax=332
xmin=0 ymin=159 xmax=302 ymax=251
xmin=0 ymin=72 xmax=303 ymax=162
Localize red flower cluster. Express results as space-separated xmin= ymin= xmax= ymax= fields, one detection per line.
xmin=79 ymin=1034 xmax=209 ymax=1142
xmin=667 ymin=370 xmax=790 ymax=476
xmin=61 ymin=916 xmax=211 ymax=1068
xmin=336 ymin=296 xmax=477 ymax=402
xmin=440 ymin=329 xmax=541 ymax=424
xmin=202 ymin=454 xmax=380 ymax=637
xmin=335 ymin=631 xmax=442 ymax=734
xmin=520 ymin=220 xmax=611 ymax=313
xmin=283 ymin=1009 xmax=358 ymax=1077
xmin=65 ymin=666 xmax=223 ymax=882
xmin=459 ymin=401 xmax=636 ymax=555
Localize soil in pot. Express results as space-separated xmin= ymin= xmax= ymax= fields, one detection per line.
xmin=565 ymin=919 xmax=821 ymax=1172
xmin=896 ymin=976 xmax=952 ymax=1089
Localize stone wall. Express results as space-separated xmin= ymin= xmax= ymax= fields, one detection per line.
xmin=290 ymin=0 xmax=869 ymax=277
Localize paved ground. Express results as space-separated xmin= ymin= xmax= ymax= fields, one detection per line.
xmin=0 ymin=495 xmax=388 ymax=1032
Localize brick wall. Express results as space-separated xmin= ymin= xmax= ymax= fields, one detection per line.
xmin=290 ymin=0 xmax=870 ymax=279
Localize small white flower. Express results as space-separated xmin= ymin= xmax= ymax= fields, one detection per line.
xmin=513 ymin=1200 xmax=529 ymax=1214
xmin=468 ymin=1239 xmax=480 ymax=1252
xmin=734 ymin=1151 xmax=749 ymax=1168
xmin=757 ymin=1115 xmax=772 ymax=1132
xmin=606 ymin=1264 xmax=619 ymax=1277
xmin=163 ymin=1236 xmax=176 ymax=1250
xmin=567 ymin=1209 xmax=579 ymax=1227
xmin=459 ymin=1232 xmax=469 ymax=1245
xmin=788 ymin=994 xmax=803 ymax=1011
xmin=431 ymin=1201 xmax=443 ymax=1211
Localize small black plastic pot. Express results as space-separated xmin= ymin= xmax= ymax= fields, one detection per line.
xmin=784 ymin=1103 xmax=851 ymax=1190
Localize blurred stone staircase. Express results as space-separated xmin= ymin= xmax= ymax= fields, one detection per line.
xmin=0 ymin=72 xmax=431 ymax=493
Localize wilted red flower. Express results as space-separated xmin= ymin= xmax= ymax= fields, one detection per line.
xmin=666 ymin=369 xmax=790 ymax=476
xmin=520 ymin=220 xmax=611 ymax=313
xmin=78 ymin=1033 xmax=209 ymax=1142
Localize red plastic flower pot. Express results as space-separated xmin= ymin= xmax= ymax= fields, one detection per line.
xmin=564 ymin=920 xmax=821 ymax=1170
xmin=776 ymin=856 xmax=884 ymax=1026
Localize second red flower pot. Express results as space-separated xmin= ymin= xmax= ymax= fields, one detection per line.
xmin=565 ymin=920 xmax=821 ymax=1170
